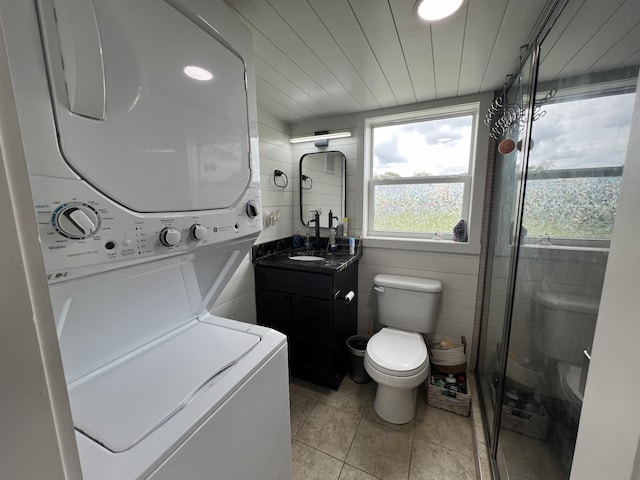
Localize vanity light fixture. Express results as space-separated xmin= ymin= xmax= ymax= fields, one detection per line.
xmin=415 ymin=0 xmax=464 ymax=22
xmin=289 ymin=130 xmax=352 ymax=145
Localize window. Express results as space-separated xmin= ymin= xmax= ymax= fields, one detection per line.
xmin=522 ymin=85 xmax=636 ymax=246
xmin=365 ymin=104 xmax=479 ymax=241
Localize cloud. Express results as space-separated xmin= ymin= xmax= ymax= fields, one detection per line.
xmin=528 ymin=92 xmax=634 ymax=170
xmin=372 ymin=115 xmax=473 ymax=176
xmin=373 ymin=137 xmax=405 ymax=168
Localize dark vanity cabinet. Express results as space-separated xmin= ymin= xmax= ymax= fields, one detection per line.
xmin=255 ymin=259 xmax=358 ymax=390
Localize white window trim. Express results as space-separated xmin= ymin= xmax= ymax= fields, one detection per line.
xmin=363 ymin=102 xmax=481 ymax=253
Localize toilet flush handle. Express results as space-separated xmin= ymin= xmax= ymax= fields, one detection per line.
xmin=374 ymin=286 xmax=385 ymax=293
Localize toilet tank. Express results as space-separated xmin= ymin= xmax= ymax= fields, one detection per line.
xmin=374 ymin=274 xmax=442 ymax=333
xmin=532 ymin=291 xmax=599 ymax=364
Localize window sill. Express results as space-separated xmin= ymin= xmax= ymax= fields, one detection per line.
xmin=362 ymin=236 xmax=481 ymax=255
xmin=519 ymin=243 xmax=610 ymax=255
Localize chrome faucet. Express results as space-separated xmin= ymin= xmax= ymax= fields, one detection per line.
xmin=308 ymin=210 xmax=321 ymax=251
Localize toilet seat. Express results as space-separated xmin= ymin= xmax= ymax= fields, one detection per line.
xmin=366 ymin=328 xmax=428 ymax=377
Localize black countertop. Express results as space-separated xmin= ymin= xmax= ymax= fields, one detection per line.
xmin=253 ymin=248 xmax=360 ymax=274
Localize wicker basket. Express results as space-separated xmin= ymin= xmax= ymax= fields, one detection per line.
xmin=427 ymin=378 xmax=471 ymax=416
xmin=500 ymin=404 xmax=548 ymax=440
xmin=489 ymin=384 xmax=548 ymax=440
xmin=428 ymin=336 xmax=467 ymax=375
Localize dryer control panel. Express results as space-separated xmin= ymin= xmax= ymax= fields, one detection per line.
xmin=31 ymin=176 xmax=261 ymax=281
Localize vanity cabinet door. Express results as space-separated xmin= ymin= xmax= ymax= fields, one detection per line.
xmin=288 ymin=336 xmax=334 ymax=386
xmin=290 ymin=296 xmax=332 ymax=341
xmin=255 ymin=288 xmax=290 ymax=334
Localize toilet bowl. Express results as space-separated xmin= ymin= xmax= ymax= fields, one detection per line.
xmin=366 ymin=274 xmax=442 ymax=424
xmin=364 ymin=328 xmax=430 ymax=424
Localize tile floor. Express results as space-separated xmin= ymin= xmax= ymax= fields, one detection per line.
xmin=289 ymin=375 xmax=477 ymax=480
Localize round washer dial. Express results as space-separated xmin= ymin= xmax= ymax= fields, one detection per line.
xmin=52 ymin=203 xmax=101 ymax=239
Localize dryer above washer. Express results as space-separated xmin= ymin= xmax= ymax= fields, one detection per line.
xmin=38 ymin=0 xmax=253 ymax=213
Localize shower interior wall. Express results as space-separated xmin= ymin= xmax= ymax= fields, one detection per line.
xmin=480 ymin=247 xmax=608 ymax=375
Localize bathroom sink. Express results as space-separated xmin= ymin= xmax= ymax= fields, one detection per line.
xmin=288 ymin=255 xmax=324 ymax=262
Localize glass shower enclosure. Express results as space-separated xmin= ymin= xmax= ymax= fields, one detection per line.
xmin=476 ymin=19 xmax=638 ymax=480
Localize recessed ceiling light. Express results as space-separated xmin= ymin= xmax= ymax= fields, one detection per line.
xmin=415 ymin=0 xmax=464 ymax=22
xmin=183 ymin=65 xmax=213 ymax=81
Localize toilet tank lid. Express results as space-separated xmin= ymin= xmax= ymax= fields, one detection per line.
xmin=533 ymin=291 xmax=599 ymax=314
xmin=374 ymin=274 xmax=442 ymax=293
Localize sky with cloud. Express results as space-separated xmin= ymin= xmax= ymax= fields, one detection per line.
xmin=373 ymin=115 xmax=473 ymax=177
xmin=528 ymin=92 xmax=635 ymax=169
xmin=372 ymin=91 xmax=635 ymax=177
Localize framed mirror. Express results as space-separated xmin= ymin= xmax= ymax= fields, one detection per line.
xmin=299 ymin=150 xmax=346 ymax=228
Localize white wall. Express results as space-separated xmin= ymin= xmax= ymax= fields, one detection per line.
xmin=569 ymin=73 xmax=640 ymax=480
xmin=291 ymin=95 xmax=492 ymax=358
xmin=210 ymin=110 xmax=293 ymax=323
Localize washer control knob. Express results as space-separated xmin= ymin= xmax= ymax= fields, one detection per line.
xmin=159 ymin=227 xmax=181 ymax=247
xmin=53 ymin=204 xmax=100 ymax=239
xmin=245 ymin=200 xmax=259 ymax=219
xmin=190 ymin=223 xmax=208 ymax=241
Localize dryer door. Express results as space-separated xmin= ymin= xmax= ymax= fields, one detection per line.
xmin=39 ymin=0 xmax=251 ymax=212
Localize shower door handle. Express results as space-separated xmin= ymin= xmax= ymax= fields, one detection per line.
xmin=579 ymin=348 xmax=591 ymax=396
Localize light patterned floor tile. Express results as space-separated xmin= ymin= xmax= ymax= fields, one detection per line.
xmin=413 ymin=402 xmax=473 ymax=457
xmin=296 ymin=402 xmax=360 ymax=460
xmin=409 ymin=437 xmax=475 ymax=480
xmin=290 ymin=391 xmax=316 ymax=437
xmin=318 ymin=376 xmax=377 ymax=416
xmin=345 ymin=419 xmax=413 ymax=480
xmin=291 ymin=440 xmax=343 ymax=480
xmin=362 ymin=402 xmax=416 ymax=436
xmin=339 ymin=463 xmax=383 ymax=480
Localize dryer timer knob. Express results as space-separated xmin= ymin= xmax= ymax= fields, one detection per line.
xmin=159 ymin=227 xmax=181 ymax=247
xmin=190 ymin=223 xmax=208 ymax=241
xmin=245 ymin=200 xmax=259 ymax=219
xmin=53 ymin=204 xmax=100 ymax=239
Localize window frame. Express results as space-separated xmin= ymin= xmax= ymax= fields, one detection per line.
xmin=364 ymin=103 xmax=480 ymax=242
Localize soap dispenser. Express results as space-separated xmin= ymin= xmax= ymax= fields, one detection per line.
xmin=328 ymin=228 xmax=337 ymax=251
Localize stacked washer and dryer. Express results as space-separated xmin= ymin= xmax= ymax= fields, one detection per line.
xmin=1 ymin=0 xmax=291 ymax=478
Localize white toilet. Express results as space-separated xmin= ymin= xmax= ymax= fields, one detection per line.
xmin=532 ymin=291 xmax=599 ymax=407
xmin=364 ymin=274 xmax=442 ymax=424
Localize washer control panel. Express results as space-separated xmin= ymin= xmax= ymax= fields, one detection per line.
xmin=31 ymin=176 xmax=261 ymax=279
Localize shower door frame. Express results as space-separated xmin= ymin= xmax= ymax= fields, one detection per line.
xmin=477 ymin=43 xmax=541 ymax=473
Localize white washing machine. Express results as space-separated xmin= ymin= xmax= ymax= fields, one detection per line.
xmin=0 ymin=0 xmax=291 ymax=478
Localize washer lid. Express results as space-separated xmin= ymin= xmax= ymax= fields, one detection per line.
xmin=366 ymin=328 xmax=427 ymax=375
xmin=373 ymin=274 xmax=442 ymax=293
xmin=68 ymin=321 xmax=259 ymax=453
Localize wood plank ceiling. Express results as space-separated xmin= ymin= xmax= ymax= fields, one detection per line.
xmin=225 ymin=0 xmax=640 ymax=124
